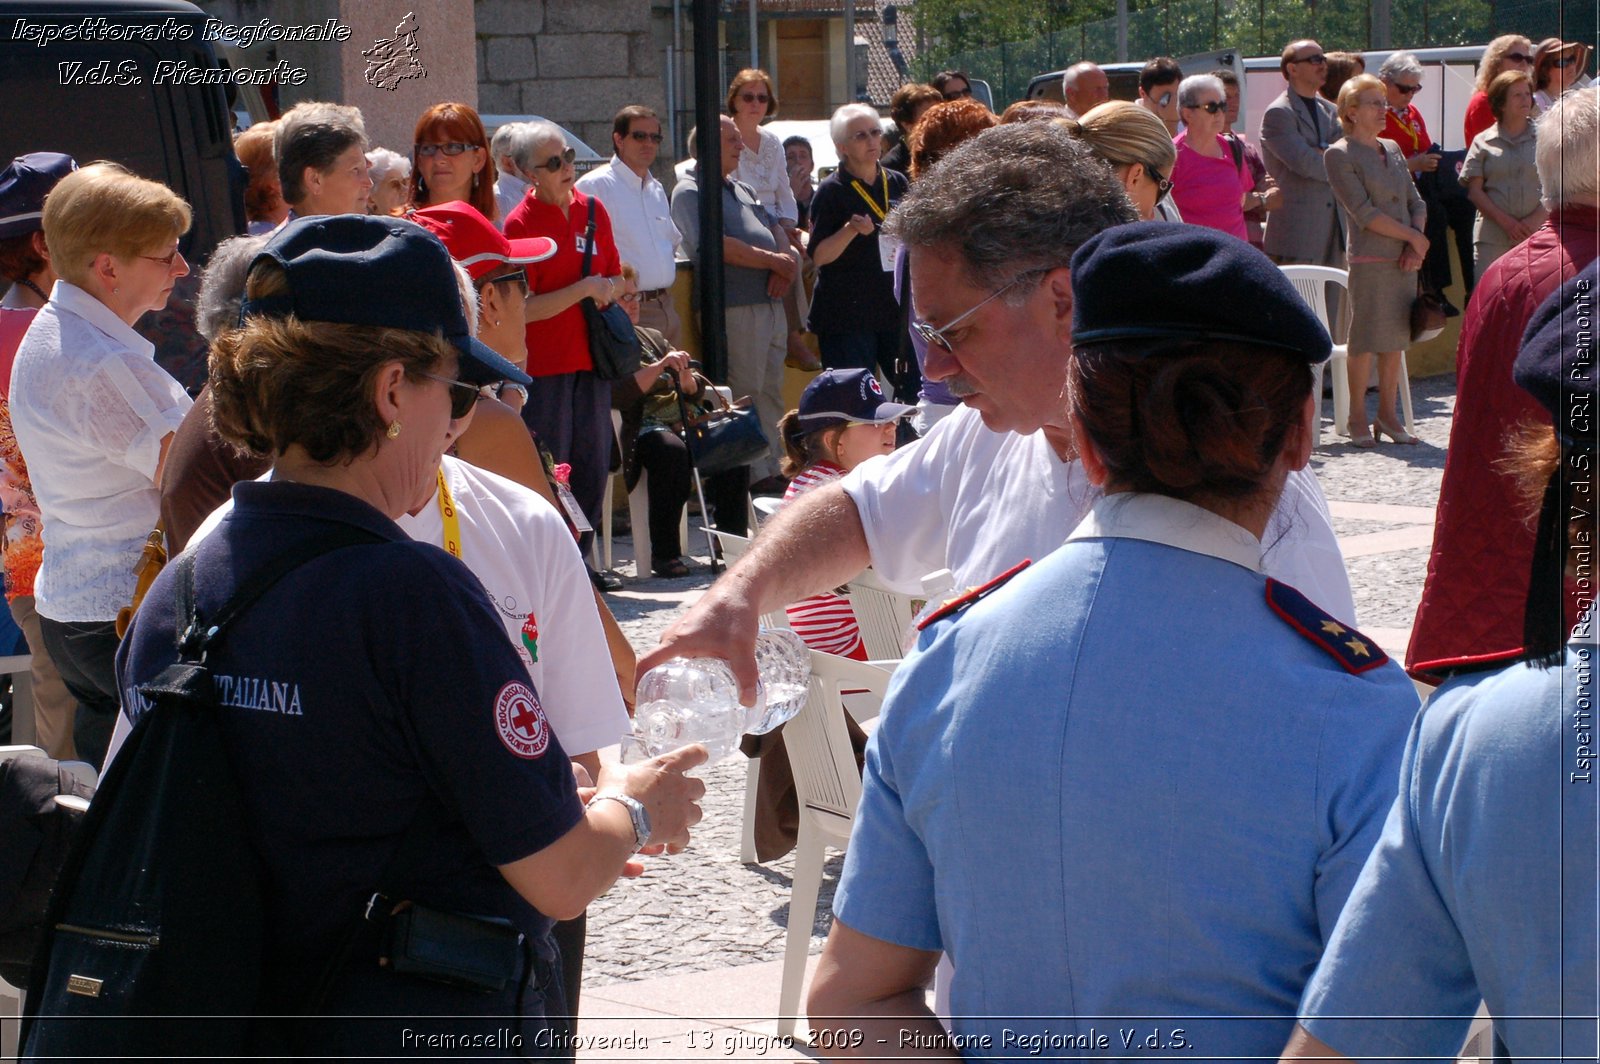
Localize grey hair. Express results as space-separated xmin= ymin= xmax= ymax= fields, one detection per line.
xmin=513 ymin=121 xmax=566 ymax=170
xmin=488 ymin=121 xmax=519 ymax=163
xmin=1377 ymin=51 xmax=1424 ymax=83
xmin=884 ymin=122 xmax=1138 ymax=297
xmin=1062 ymin=61 xmax=1100 ymax=94
xmin=195 ymin=233 xmax=270 ymax=342
xmin=830 ymin=103 xmax=881 ymax=150
xmin=1537 ymin=87 xmax=1599 ymax=207
xmin=274 ymin=101 xmax=367 ymax=205
xmin=364 ymin=147 xmax=410 ymax=185
xmin=452 ymin=259 xmax=480 ymax=338
xmin=1178 ymin=74 xmax=1225 ymax=110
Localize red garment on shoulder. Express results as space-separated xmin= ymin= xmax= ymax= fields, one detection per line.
xmin=1462 ymin=92 xmax=1494 ymax=149
xmin=1406 ymin=206 xmax=1600 ymax=682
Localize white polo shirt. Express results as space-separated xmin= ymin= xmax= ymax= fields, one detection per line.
xmin=575 ymin=156 xmax=681 ymax=291
xmin=10 ymin=280 xmax=191 ymax=622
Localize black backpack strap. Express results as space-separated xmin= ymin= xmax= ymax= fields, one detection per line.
xmin=581 ymin=195 xmax=597 ymax=278
xmin=175 ymin=523 xmax=388 ymax=663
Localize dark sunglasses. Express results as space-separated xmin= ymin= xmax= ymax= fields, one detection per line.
xmin=418 ymin=371 xmax=485 ymax=420
xmin=416 ymin=142 xmax=478 ymax=157
xmin=1551 ymin=56 xmax=1579 ymax=68
xmin=738 ymin=91 xmax=770 ymax=104
xmin=1146 ymin=165 xmax=1173 ymax=195
xmin=1291 ymin=54 xmax=1327 ymax=65
xmin=533 ymin=147 xmax=578 ymax=173
xmin=1504 ymin=52 xmax=1533 ymax=64
xmin=484 ymin=269 xmax=527 ymax=290
xmin=1187 ymin=100 xmax=1226 ymax=114
xmin=1394 ymin=83 xmax=1422 ymax=95
xmin=849 ymin=127 xmax=885 ymax=142
xmin=627 ymin=130 xmax=665 ymax=143
xmin=942 ymin=87 xmax=973 ymax=99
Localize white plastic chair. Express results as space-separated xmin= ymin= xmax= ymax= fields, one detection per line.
xmin=776 ymin=652 xmax=894 ymax=1038
xmin=626 ymin=468 xmax=690 ymax=580
xmin=844 ymin=568 xmax=953 ymax=660
xmin=1277 ymin=264 xmax=1414 ymax=443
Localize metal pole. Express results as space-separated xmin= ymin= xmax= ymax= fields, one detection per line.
xmin=692 ymin=0 xmax=727 ymax=384
xmin=844 ymin=0 xmax=856 ymax=105
xmin=749 ymin=0 xmax=758 ymax=69
xmin=672 ymin=0 xmax=684 ymax=153
xmin=1116 ymin=0 xmax=1128 ymax=63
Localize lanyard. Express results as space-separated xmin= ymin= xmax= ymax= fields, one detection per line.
xmin=437 ymin=467 xmax=462 ymax=560
xmin=1388 ymin=107 xmax=1423 ymax=153
xmin=850 ymin=167 xmax=889 ymax=221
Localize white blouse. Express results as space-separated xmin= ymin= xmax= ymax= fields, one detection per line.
xmin=735 ymin=126 xmax=799 ymax=227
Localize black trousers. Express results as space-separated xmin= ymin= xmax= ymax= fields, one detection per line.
xmin=37 ymin=616 xmax=120 ymax=768
xmin=634 ymin=429 xmax=693 ymax=564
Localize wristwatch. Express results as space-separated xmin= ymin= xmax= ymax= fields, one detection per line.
xmin=589 ymin=792 xmax=651 ymax=853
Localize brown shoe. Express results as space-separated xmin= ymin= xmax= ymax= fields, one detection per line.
xmin=786 ymin=334 xmax=822 ymax=372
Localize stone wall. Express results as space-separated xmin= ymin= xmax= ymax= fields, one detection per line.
xmin=475 ymin=0 xmax=669 ymax=163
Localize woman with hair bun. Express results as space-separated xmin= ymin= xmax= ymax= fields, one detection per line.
xmin=811 ymin=223 xmax=1419 ymax=1054
xmin=1059 ymin=100 xmax=1177 ymax=221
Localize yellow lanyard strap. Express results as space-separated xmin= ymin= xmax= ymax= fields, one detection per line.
xmin=437 ymin=466 xmax=462 ymax=560
xmin=850 ymin=167 xmax=889 ymax=222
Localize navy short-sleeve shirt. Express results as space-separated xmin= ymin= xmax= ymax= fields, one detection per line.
xmin=116 ymin=480 xmax=584 ymax=988
xmin=806 ymin=164 xmax=908 ymax=334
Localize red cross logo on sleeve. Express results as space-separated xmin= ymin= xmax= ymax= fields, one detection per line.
xmin=494 ymin=681 xmax=550 ymax=759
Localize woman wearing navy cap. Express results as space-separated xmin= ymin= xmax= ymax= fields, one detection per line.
xmin=808 ymin=223 xmax=1420 ymax=1058
xmin=98 ymin=216 xmax=705 ymax=1057
xmin=1284 ymin=264 xmax=1598 ymax=1064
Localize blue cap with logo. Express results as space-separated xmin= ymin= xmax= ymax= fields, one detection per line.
xmin=0 ymin=153 xmax=78 ymax=240
xmin=240 ymin=214 xmax=532 ymax=387
xmin=797 ymin=368 xmax=913 ymax=429
xmin=1070 ymin=221 xmax=1333 ymax=363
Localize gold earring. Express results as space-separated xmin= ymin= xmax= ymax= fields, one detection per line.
xmin=386 ymin=420 xmax=402 ymax=439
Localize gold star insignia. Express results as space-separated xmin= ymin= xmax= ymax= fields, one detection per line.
xmin=1345 ymin=637 xmax=1371 ymax=658
xmin=1320 ymin=620 xmax=1347 ymax=636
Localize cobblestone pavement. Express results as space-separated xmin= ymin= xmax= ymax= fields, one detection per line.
xmin=586 ymin=373 xmax=1454 ymax=987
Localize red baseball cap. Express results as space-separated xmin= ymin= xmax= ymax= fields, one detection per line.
xmin=410 ymin=200 xmax=556 ymax=283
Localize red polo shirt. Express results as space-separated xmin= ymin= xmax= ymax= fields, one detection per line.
xmin=1381 ymin=104 xmax=1432 ymax=158
xmin=503 ymin=188 xmax=620 ymax=377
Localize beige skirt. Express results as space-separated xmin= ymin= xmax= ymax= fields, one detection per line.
xmin=1347 ymin=257 xmax=1415 ymax=353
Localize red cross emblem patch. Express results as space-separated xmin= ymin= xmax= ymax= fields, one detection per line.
xmin=494 ymin=681 xmax=550 ymax=759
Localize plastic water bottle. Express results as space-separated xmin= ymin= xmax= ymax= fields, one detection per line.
xmin=620 ymin=628 xmax=812 ymax=763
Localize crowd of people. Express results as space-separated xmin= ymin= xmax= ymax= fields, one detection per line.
xmin=0 ymin=26 xmax=1594 ymax=1061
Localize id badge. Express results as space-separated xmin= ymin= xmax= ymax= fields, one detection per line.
xmin=554 ymin=481 xmax=593 ymax=533
xmin=878 ymin=232 xmax=901 ymax=272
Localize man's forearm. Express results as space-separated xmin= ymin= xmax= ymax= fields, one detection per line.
xmin=734 ymin=482 xmax=872 ymax=615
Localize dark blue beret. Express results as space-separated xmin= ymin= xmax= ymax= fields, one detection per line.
xmin=1070 ymin=221 xmax=1333 ymax=363
xmin=1514 ymin=261 xmax=1597 ymax=448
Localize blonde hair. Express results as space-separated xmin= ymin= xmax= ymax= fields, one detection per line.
xmin=1057 ymin=101 xmax=1175 ymax=177
xmin=1336 ymin=74 xmax=1386 ymax=135
xmin=42 ymin=161 xmax=191 ymax=288
xmin=1477 ymin=35 xmax=1532 ymax=94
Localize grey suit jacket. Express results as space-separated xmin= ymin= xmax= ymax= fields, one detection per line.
xmin=1259 ymin=90 xmax=1345 ymax=264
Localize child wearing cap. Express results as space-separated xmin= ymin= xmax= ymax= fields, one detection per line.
xmin=777 ymin=368 xmax=911 ymax=659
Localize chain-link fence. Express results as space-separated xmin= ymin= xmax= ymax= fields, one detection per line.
xmin=923 ymin=0 xmax=1596 ymax=107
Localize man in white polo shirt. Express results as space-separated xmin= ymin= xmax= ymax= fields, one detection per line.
xmin=576 ymin=105 xmax=683 ymax=344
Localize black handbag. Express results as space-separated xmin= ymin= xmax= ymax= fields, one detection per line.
xmin=579 ymin=198 xmax=642 ymax=381
xmin=678 ymin=377 xmax=769 ymax=477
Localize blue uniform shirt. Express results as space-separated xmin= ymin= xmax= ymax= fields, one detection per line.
xmin=116 ymin=481 xmax=584 ymax=1014
xmin=834 ymin=493 xmax=1419 ymax=1060
xmin=1299 ymin=638 xmax=1599 ymax=1061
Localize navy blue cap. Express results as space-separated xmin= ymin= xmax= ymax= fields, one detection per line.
xmin=798 ymin=368 xmax=913 ymax=429
xmin=240 ymin=214 xmax=532 ymax=387
xmin=1514 ymin=262 xmax=1596 ymax=448
xmin=1070 ymin=221 xmax=1332 ymax=363
xmin=0 ymin=153 xmax=77 ymax=240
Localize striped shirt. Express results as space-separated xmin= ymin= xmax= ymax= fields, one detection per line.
xmin=782 ymin=462 xmax=867 ymax=659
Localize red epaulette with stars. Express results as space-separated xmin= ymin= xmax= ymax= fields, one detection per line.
xmin=915 ymin=559 xmax=1032 ymax=631
xmin=1265 ymin=578 xmax=1389 ymax=675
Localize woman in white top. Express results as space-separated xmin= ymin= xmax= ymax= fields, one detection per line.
xmin=8 ymin=162 xmax=193 ymax=767
xmin=727 ymin=68 xmax=799 ymax=229
xmin=1531 ymin=38 xmax=1590 ymax=113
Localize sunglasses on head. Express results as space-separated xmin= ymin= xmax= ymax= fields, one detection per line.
xmin=1394 ymin=82 xmax=1422 ymax=94
xmin=416 ymin=142 xmax=478 ymax=157
xmin=738 ymin=91 xmax=770 ymax=104
xmin=418 ymin=371 xmax=485 ymax=420
xmin=942 ymin=86 xmax=973 ymax=99
xmin=627 ymin=130 xmax=665 ymax=143
xmin=1187 ymin=100 xmax=1226 ymax=114
xmin=533 ymin=147 xmax=578 ymax=173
